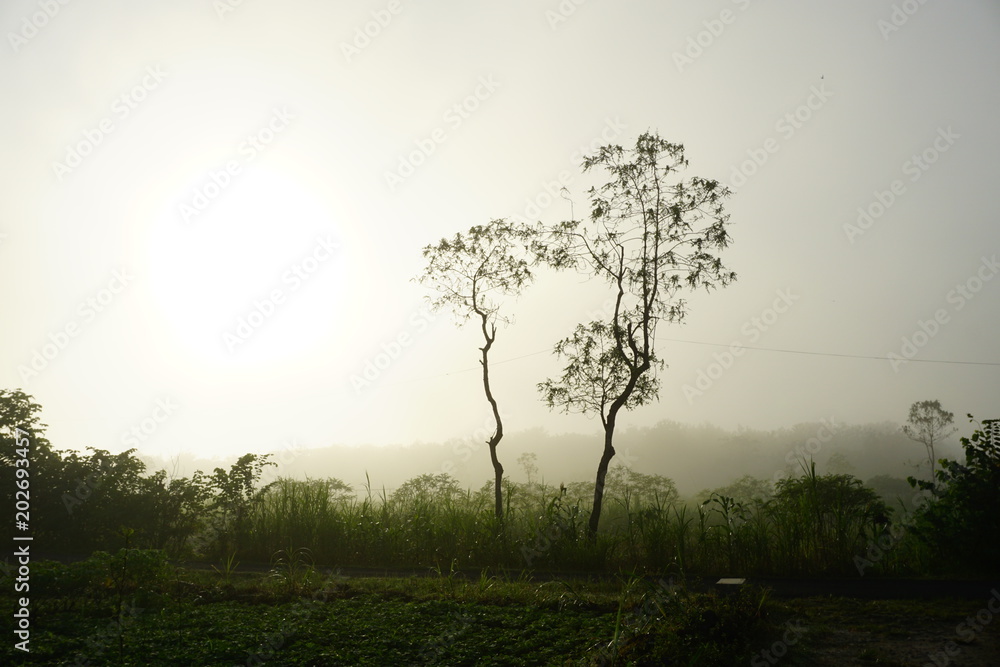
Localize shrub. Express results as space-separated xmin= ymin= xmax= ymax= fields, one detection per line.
xmin=908 ymin=416 xmax=1000 ymax=574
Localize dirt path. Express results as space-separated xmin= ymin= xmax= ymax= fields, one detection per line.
xmin=784 ymin=596 xmax=1000 ymax=666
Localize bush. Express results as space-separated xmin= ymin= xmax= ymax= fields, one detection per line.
xmin=908 ymin=416 xmax=1000 ymax=574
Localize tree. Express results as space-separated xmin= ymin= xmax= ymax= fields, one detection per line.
xmin=392 ymin=472 xmax=463 ymax=506
xmin=517 ymin=452 xmax=539 ymax=484
xmin=417 ymin=219 xmax=536 ymax=522
xmin=902 ymin=399 xmax=956 ymax=482
xmin=908 ymin=415 xmax=1000 ymax=574
xmin=208 ymin=453 xmax=276 ymax=557
xmin=0 ymin=389 xmax=67 ymax=548
xmin=696 ymin=474 xmax=773 ymax=505
xmin=537 ymin=132 xmax=736 ymax=538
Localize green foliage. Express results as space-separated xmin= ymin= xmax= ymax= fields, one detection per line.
xmin=208 ymin=453 xmax=276 ymax=557
xmin=418 ymin=218 xmax=537 ymax=325
xmin=536 ymin=131 xmax=737 ymax=537
xmin=696 ymin=474 xmax=773 ymax=505
xmin=770 ymin=464 xmax=891 ymax=574
xmin=866 ymin=474 xmax=920 ymax=513
xmin=1 ymin=390 xmax=211 ymax=556
xmin=596 ymin=579 xmax=786 ymax=666
xmin=907 ymin=415 xmax=1000 ymax=574
xmin=418 ymin=218 xmax=539 ymax=523
xmin=538 ymin=319 xmax=661 ymax=416
xmin=0 ymin=389 xmax=62 ymax=545
xmin=212 ymin=551 xmax=240 ymax=587
xmin=269 ymin=545 xmax=317 ymax=595
xmin=391 ymin=472 xmax=463 ymax=506
xmin=606 ymin=464 xmax=680 ymax=507
xmin=3 ymin=390 xmax=984 ymax=577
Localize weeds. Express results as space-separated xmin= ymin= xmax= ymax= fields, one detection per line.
xmin=211 ymin=551 xmax=239 ymax=588
xmin=268 ymin=545 xmax=316 ymax=595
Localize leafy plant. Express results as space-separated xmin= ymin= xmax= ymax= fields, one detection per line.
xmin=907 ymin=415 xmax=1000 ymax=574
xmin=269 ymin=545 xmax=316 ymax=595
xmin=212 ymin=551 xmax=240 ymax=587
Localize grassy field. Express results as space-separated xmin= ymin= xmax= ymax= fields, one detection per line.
xmin=4 ymin=564 xmax=795 ymax=666
xmin=5 ymin=560 xmax=997 ymax=666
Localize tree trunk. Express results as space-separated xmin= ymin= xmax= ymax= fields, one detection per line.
xmin=489 ymin=437 xmax=503 ymax=522
xmin=587 ymin=420 xmax=617 ymax=540
xmin=479 ymin=318 xmax=504 ymax=523
xmin=927 ymin=441 xmax=935 ymax=483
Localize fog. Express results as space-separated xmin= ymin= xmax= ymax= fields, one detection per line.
xmin=142 ymin=418 xmax=964 ymax=502
xmin=2 ymin=1 xmax=998 ymax=467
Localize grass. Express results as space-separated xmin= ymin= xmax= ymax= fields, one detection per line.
xmin=5 ymin=466 xmax=975 ymax=663
xmin=2 ymin=562 xmax=810 ymax=666
xmin=8 ymin=553 xmax=993 ymax=665
xmin=229 ymin=467 xmax=915 ymax=578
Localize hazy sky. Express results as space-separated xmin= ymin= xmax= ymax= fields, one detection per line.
xmin=2 ymin=0 xmax=998 ymax=464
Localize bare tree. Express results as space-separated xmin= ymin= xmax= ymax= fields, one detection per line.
xmin=902 ymin=399 xmax=957 ymax=482
xmin=536 ymin=132 xmax=736 ymax=538
xmin=417 ymin=219 xmax=536 ymax=523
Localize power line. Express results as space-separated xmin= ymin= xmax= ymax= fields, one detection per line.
xmin=655 ymin=337 xmax=1000 ymax=367
xmin=385 ymin=337 xmax=1000 ymax=387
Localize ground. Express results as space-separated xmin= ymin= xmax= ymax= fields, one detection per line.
xmin=3 ymin=571 xmax=999 ymax=665
xmin=788 ymin=597 xmax=1000 ymax=667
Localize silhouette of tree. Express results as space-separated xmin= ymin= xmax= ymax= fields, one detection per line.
xmin=418 ymin=219 xmax=536 ymax=523
xmin=536 ymin=132 xmax=736 ymax=539
xmin=902 ymin=399 xmax=956 ymax=482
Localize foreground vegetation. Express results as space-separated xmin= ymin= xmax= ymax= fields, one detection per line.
xmin=2 ymin=394 xmax=998 ymax=662
xmin=6 ymin=558 xmax=996 ymax=665
xmin=1 ymin=557 xmax=805 ymax=665
xmin=2 ymin=389 xmax=998 ymax=579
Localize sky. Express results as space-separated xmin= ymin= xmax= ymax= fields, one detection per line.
xmin=2 ymin=0 xmax=998 ymax=469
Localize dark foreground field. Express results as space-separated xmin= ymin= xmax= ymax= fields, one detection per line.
xmin=4 ymin=567 xmax=999 ymax=666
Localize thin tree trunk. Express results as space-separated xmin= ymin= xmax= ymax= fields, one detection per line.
xmin=587 ymin=425 xmax=617 ymax=540
xmin=927 ymin=440 xmax=935 ymax=483
xmin=479 ymin=317 xmax=504 ymax=523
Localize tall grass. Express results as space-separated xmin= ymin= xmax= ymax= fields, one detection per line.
xmin=227 ymin=468 xmax=914 ymax=576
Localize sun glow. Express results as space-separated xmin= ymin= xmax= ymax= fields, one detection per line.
xmin=145 ymin=167 xmax=348 ymax=367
